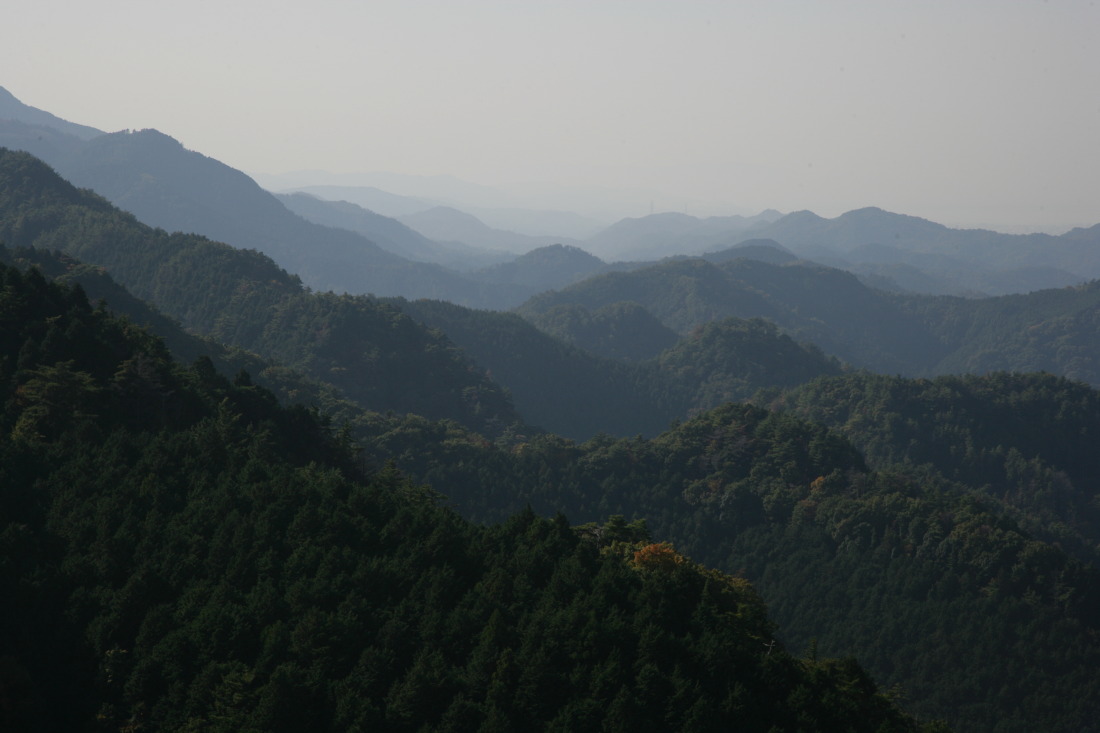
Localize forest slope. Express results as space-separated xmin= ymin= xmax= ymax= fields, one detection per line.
xmin=770 ymin=371 xmax=1100 ymax=562
xmin=396 ymin=298 xmax=841 ymax=440
xmin=0 ymin=261 xmax=930 ymax=732
xmin=518 ymin=257 xmax=948 ymax=374
xmin=519 ymin=253 xmax=1100 ymax=389
xmin=360 ymin=398 xmax=1100 ymax=732
xmin=0 ymin=147 xmax=520 ymax=435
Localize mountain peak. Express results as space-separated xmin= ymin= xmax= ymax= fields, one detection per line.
xmin=835 ymin=206 xmax=948 ymax=234
xmin=783 ymin=209 xmax=826 ymax=224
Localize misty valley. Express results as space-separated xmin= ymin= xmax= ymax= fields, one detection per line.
xmin=2 ymin=86 xmax=1100 ymax=732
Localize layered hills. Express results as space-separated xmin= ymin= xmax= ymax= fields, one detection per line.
xmin=0 ymin=262 xmax=932 ymax=732
xmin=0 ymin=148 xmax=521 ymax=436
xmin=4 ymin=86 xmax=1100 ymax=732
xmin=0 ymin=148 xmax=847 ymax=440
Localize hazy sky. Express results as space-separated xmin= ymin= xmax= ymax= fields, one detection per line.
xmin=5 ymin=0 xmax=1098 ymax=230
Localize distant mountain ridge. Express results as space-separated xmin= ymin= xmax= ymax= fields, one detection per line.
xmin=746 ymin=207 xmax=1100 ymax=295
xmin=4 ymin=85 xmax=1095 ymax=305
xmin=275 ymin=191 xmax=511 ymax=270
xmin=0 ymin=147 xmax=523 ymax=435
xmin=584 ymin=206 xmax=1100 ymax=296
xmin=7 ymin=86 xmax=1098 ymax=301
xmin=470 ymin=243 xmax=607 ymax=290
xmin=257 ymin=173 xmax=608 ymax=238
xmin=0 ymin=85 xmax=103 ymax=139
xmin=7 ymin=89 xmax=1100 ymax=732
xmin=398 ymin=205 xmax=583 ymax=255
xmin=518 ymin=256 xmax=950 ymax=375
xmin=584 ymin=210 xmax=784 ymax=261
xmin=0 ymin=116 xmax=559 ymax=307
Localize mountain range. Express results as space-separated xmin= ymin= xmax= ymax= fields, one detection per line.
xmin=6 ymin=85 xmax=1100 ymax=304
xmin=4 ymin=84 xmax=1100 ymax=731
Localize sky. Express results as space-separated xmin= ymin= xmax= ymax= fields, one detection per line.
xmin=4 ymin=0 xmax=1098 ymax=231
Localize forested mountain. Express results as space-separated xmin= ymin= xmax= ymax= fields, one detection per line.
xmin=0 ymin=148 xmax=520 ymax=434
xmin=469 ymin=243 xmax=608 ymax=291
xmin=517 ymin=252 xmax=1100 ymax=390
xmin=769 ymin=372 xmax=1100 ymax=562
xmin=5 ymin=90 xmax=1100 ymax=732
xmin=522 ymin=300 xmax=681 ymax=361
xmin=391 ymin=298 xmax=679 ymax=439
xmin=0 ymin=263 xmax=932 ymax=732
xmin=901 ymin=282 xmax=1100 ymax=385
xmin=394 ymin=300 xmax=842 ymax=440
xmin=0 ymin=147 xmax=846 ymax=442
xmin=10 ymin=247 xmax=1096 ymax=730
xmin=0 ymin=125 xmax=525 ymax=304
xmin=656 ymin=318 xmax=843 ymax=411
xmin=518 ymin=257 xmax=948 ymax=375
xmin=360 ymin=398 xmax=1100 ymax=732
xmin=0 ymin=94 xmax=555 ymax=308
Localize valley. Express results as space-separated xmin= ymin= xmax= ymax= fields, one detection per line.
xmin=2 ymin=86 xmax=1099 ymax=732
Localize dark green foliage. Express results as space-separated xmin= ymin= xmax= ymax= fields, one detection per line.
xmin=0 ymin=148 xmax=521 ymax=435
xmin=517 ymin=242 xmax=1100 ymax=392
xmin=770 ymin=371 xmax=1100 ymax=562
xmin=7 ymin=141 xmax=1100 ymax=731
xmin=518 ymin=257 xmax=949 ymax=374
xmin=397 ymin=300 xmax=841 ymax=440
xmin=901 ymin=281 xmax=1100 ymax=385
xmin=0 ymin=263 xmax=924 ymax=732
xmin=657 ymin=317 xmax=842 ymax=411
xmin=523 ymin=300 xmax=680 ymax=361
xmin=362 ymin=402 xmax=1100 ymax=732
xmin=395 ymin=298 xmax=683 ymax=439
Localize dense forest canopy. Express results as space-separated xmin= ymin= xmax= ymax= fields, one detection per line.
xmin=3 ymin=140 xmax=1100 ymax=731
xmin=357 ymin=397 xmax=1100 ymax=732
xmin=0 ymin=262 xmax=936 ymax=732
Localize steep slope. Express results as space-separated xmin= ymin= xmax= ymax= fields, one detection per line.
xmin=394 ymin=298 xmax=679 ymax=439
xmin=518 ymin=257 xmax=949 ymax=375
xmin=45 ymin=128 xmax=503 ymax=302
xmin=657 ymin=318 xmax=843 ymax=411
xmin=396 ymin=299 xmax=841 ymax=440
xmin=0 ymin=262 xmax=929 ymax=732
xmin=902 ymin=281 xmax=1100 ymax=385
xmin=770 ymin=372 xmax=1100 ymax=561
xmin=264 ymin=182 xmax=436 ymax=217
xmin=522 ymin=300 xmax=681 ymax=362
xmin=0 ymin=87 xmax=525 ymax=307
xmin=0 ymin=147 xmax=520 ymax=434
xmin=362 ymin=401 xmax=1100 ymax=732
